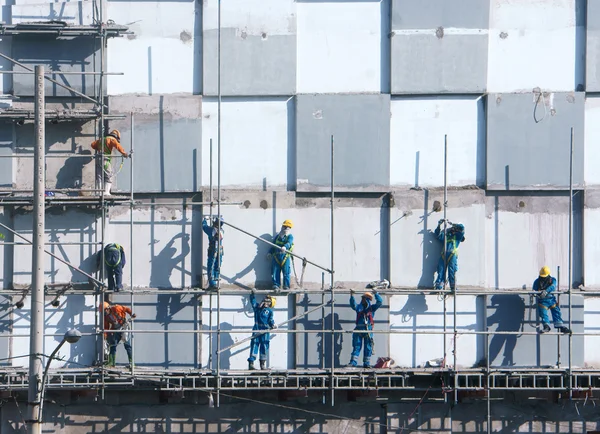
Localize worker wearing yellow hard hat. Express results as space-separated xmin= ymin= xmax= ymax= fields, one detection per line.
xmin=247 ymin=290 xmax=277 ymax=370
xmin=533 ymin=266 xmax=571 ymax=334
xmin=269 ymin=220 xmax=294 ymax=290
xmin=91 ymin=129 xmax=130 ymax=196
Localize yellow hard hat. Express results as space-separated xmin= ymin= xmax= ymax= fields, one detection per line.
xmin=539 ymin=266 xmax=551 ymax=278
xmin=363 ymin=292 xmax=374 ymax=301
xmin=282 ymin=219 xmax=293 ymax=228
xmin=110 ymin=129 xmax=121 ymax=141
xmin=265 ymin=295 xmax=276 ymax=308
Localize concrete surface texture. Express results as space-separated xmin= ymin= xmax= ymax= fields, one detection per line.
xmin=1 ymin=0 xmax=600 ymax=432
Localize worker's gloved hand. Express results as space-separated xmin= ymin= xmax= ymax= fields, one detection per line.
xmin=271 ymin=324 xmax=278 ymax=330
xmin=131 ymin=314 xmax=137 ymax=319
xmin=350 ymin=289 xmax=356 ymax=294
xmin=251 ymin=289 xmax=256 ymax=295
xmin=438 ymin=219 xmax=445 ymax=225
xmin=538 ymin=290 xmax=548 ymax=299
xmin=280 ymin=247 xmax=286 ymax=252
xmin=372 ymin=288 xmax=378 ymax=294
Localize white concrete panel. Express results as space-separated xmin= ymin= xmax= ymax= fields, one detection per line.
xmin=484 ymin=210 xmax=570 ymax=289
xmin=106 ymin=1 xmax=195 ymax=95
xmin=585 ymin=97 xmax=600 ymax=186
xmin=390 ymin=97 xmax=483 ymax=187
xmin=296 ymin=1 xmax=382 ymax=93
xmin=584 ymin=298 xmax=600 ymax=366
xmin=487 ymin=0 xmax=581 ymax=92
xmin=203 ymin=0 xmax=295 ymax=35
xmin=389 ymin=295 xmax=479 ymax=368
xmin=584 ymin=208 xmax=600 ymax=288
xmin=201 ymin=98 xmax=291 ymax=189
xmin=12 ymin=2 xmax=93 ymax=25
xmin=201 ymin=294 xmax=289 ymax=370
xmin=390 ymin=201 xmax=487 ymax=289
xmin=10 ymin=296 xmax=97 ymax=368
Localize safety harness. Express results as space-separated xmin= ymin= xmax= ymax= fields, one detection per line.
xmin=208 ymin=227 xmax=224 ymax=257
xmin=274 ymin=233 xmax=294 ymax=266
xmin=537 ymin=277 xmax=558 ymax=310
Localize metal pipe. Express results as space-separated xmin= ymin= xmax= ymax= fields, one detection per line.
xmin=222 ymin=221 xmax=332 ymax=274
xmin=568 ymin=127 xmax=574 ymax=400
xmin=485 ymin=294 xmax=491 ymax=434
xmin=0 ymin=242 xmax=102 ymax=246
xmin=0 ymin=71 xmax=123 ymax=75
xmin=27 ymin=65 xmax=45 ymax=434
xmin=216 ymin=0 xmax=222 ymax=408
xmin=330 ymin=134 xmax=335 ymax=407
xmin=0 ymin=52 xmax=106 ymax=108
xmin=557 ymin=266 xmax=561 ymax=368
xmin=130 ymin=112 xmax=135 ymax=375
xmin=0 ymin=221 xmax=104 ymax=286
xmin=443 ymin=135 xmax=448 ymax=375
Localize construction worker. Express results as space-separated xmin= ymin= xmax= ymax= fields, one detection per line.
xmin=534 ymin=266 xmax=571 ymax=334
xmin=269 ymin=220 xmax=294 ymax=290
xmin=202 ymin=216 xmax=224 ymax=289
xmin=100 ymin=243 xmax=126 ymax=292
xmin=347 ymin=289 xmax=383 ymax=368
xmin=102 ymin=301 xmax=136 ymax=368
xmin=247 ymin=290 xmax=277 ymax=370
xmin=434 ymin=219 xmax=465 ymax=291
xmin=91 ymin=129 xmax=129 ymax=196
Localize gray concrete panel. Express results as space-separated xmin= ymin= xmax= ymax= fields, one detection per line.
xmin=108 ymin=95 xmax=202 ymax=193
xmin=0 ymin=125 xmax=12 ymax=187
xmin=486 ymin=93 xmax=585 ymax=190
xmin=203 ymin=29 xmax=296 ymax=96
xmin=587 ymin=1 xmax=600 ymax=91
xmin=295 ymin=294 xmax=389 ymax=369
xmin=391 ymin=34 xmax=488 ymax=94
xmin=0 ymin=296 xmax=9 ymax=365
xmin=12 ymin=36 xmax=100 ymax=97
xmin=110 ymin=293 xmax=200 ymax=368
xmin=486 ymin=295 xmax=584 ymax=367
xmin=391 ymin=0 xmax=490 ymax=30
xmin=296 ymin=94 xmax=390 ymax=190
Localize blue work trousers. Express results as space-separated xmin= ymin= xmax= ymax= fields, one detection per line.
xmin=248 ymin=329 xmax=270 ymax=362
xmin=435 ymin=252 xmax=458 ymax=289
xmin=538 ymin=296 xmax=564 ymax=327
xmin=207 ymin=250 xmax=222 ymax=287
xmin=272 ymin=257 xmax=291 ymax=289
xmin=108 ymin=330 xmax=132 ymax=359
xmin=350 ymin=326 xmax=373 ymax=366
xmin=106 ymin=265 xmax=123 ymax=292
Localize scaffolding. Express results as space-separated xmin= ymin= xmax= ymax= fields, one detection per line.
xmin=0 ymin=3 xmax=595 ymax=434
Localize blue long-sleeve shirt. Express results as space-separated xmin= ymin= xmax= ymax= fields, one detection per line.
xmin=533 ymin=276 xmax=557 ymax=299
xmin=350 ymin=292 xmax=383 ymax=328
xmin=250 ymin=293 xmax=275 ymax=330
xmin=434 ymin=224 xmax=465 ymax=254
xmin=202 ymin=219 xmax=223 ymax=254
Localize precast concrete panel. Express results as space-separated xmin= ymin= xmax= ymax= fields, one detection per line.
xmin=0 ymin=296 xmax=9 ymax=365
xmin=108 ymin=95 xmax=202 ymax=193
xmin=106 ymin=1 xmax=197 ymax=95
xmin=584 ymin=193 xmax=600 ymax=288
xmin=12 ymin=1 xmax=94 ymax=25
xmin=201 ymin=294 xmax=290 ymax=370
xmin=295 ymin=294 xmax=389 ymax=369
xmin=297 ymin=1 xmax=385 ymax=93
xmin=110 ymin=293 xmax=200 ymax=368
xmin=486 ymin=294 xmax=583 ymax=368
xmin=0 ymin=124 xmax=12 ymax=187
xmin=203 ymin=0 xmax=296 ymax=96
xmin=585 ymin=96 xmax=600 ymax=185
xmin=201 ymin=98 xmax=291 ymax=189
xmin=12 ymin=36 xmax=100 ymax=97
xmin=390 ymin=0 xmax=489 ymax=94
xmin=296 ymin=94 xmax=390 ymax=190
xmin=487 ymin=0 xmax=584 ymax=92
xmin=484 ymin=194 xmax=584 ymax=290
xmin=390 ymin=190 xmax=487 ymax=289
xmin=584 ymin=298 xmax=600 ymax=365
xmin=389 ymin=295 xmax=481 ymax=368
xmin=588 ymin=0 xmax=600 ymax=91
xmin=486 ymin=92 xmax=585 ymax=190
xmin=390 ymin=96 xmax=485 ymax=187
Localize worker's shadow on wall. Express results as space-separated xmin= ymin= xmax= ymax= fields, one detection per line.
xmin=153 ymin=234 xmax=191 ymax=324
xmin=393 ymin=294 xmax=429 ymax=324
xmin=231 ymin=234 xmax=273 ymax=289
xmin=487 ymin=294 xmax=526 ymax=367
xmin=205 ymin=322 xmax=235 ymax=370
xmin=56 ymin=151 xmax=93 ymax=194
xmin=417 ymin=227 xmax=441 ymax=289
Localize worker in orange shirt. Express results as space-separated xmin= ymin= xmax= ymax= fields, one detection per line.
xmin=102 ymin=301 xmax=136 ymax=368
xmin=91 ymin=129 xmax=129 ymax=196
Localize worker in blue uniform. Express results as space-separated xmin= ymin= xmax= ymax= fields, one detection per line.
xmin=533 ymin=266 xmax=571 ymax=334
xmin=347 ymin=289 xmax=383 ymax=368
xmin=434 ymin=219 xmax=465 ymax=291
xmin=247 ymin=291 xmax=277 ymax=370
xmin=202 ymin=216 xmax=224 ymax=289
xmin=269 ymin=219 xmax=294 ymax=290
xmin=102 ymin=243 xmax=126 ymax=292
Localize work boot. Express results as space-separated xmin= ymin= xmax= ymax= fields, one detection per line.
xmin=248 ymin=361 xmax=256 ymax=370
xmin=104 ymin=182 xmax=112 ymax=196
xmin=105 ymin=354 xmax=115 ymax=367
xmin=557 ymin=326 xmax=571 ymax=334
xmin=346 ymin=361 xmax=358 ymax=368
xmin=128 ymin=358 xmax=134 ymax=370
xmin=541 ymin=324 xmax=551 ymax=333
xmin=260 ymin=360 xmax=266 ymax=370
xmin=363 ymin=363 xmax=371 ymax=369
